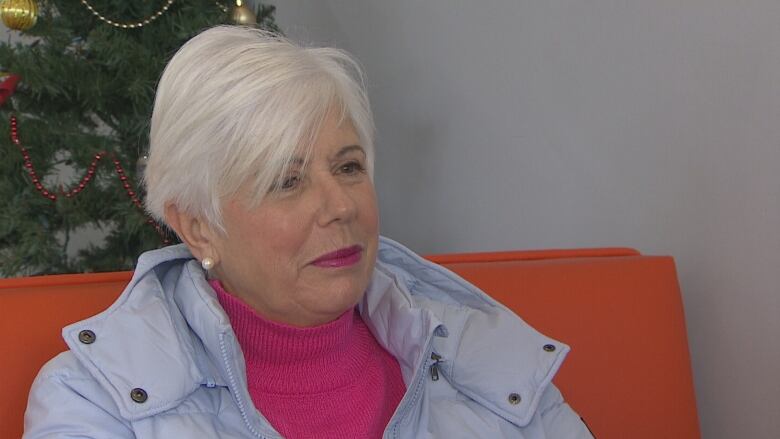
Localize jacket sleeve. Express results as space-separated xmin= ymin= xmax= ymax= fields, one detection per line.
xmin=538 ymin=384 xmax=596 ymax=439
xmin=23 ymin=354 xmax=134 ymax=439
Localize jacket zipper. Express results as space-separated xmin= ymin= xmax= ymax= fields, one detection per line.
xmin=219 ymin=333 xmax=270 ymax=439
xmin=383 ymin=333 xmax=438 ymax=439
xmin=430 ymin=352 xmax=442 ymax=381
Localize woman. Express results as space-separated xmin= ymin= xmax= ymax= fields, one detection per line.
xmin=24 ymin=26 xmax=593 ymax=438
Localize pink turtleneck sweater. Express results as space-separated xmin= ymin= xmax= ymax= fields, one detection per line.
xmin=209 ymin=280 xmax=406 ymax=439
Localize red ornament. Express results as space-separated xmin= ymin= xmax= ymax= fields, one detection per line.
xmin=0 ymin=74 xmax=20 ymax=106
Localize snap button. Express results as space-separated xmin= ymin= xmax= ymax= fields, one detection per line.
xmin=78 ymin=330 xmax=96 ymax=344
xmin=543 ymin=344 xmax=556 ymax=352
xmin=130 ymin=388 xmax=148 ymax=403
xmin=434 ymin=326 xmax=449 ymax=337
xmin=508 ymin=393 xmax=522 ymax=405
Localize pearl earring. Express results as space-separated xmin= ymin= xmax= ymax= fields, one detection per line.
xmin=201 ymin=257 xmax=215 ymax=270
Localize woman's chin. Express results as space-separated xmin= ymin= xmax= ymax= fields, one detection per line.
xmin=306 ymin=285 xmax=365 ymax=321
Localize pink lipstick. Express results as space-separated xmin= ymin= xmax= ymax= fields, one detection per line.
xmin=312 ymin=245 xmax=363 ymax=268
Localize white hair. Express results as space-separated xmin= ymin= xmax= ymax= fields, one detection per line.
xmin=144 ymin=26 xmax=375 ymax=233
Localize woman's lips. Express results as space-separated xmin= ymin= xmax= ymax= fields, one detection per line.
xmin=312 ymin=245 xmax=363 ymax=268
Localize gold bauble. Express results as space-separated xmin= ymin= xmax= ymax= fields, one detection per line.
xmin=0 ymin=0 xmax=38 ymax=31
xmin=230 ymin=0 xmax=256 ymax=25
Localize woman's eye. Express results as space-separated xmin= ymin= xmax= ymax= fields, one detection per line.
xmin=273 ymin=175 xmax=300 ymax=192
xmin=340 ymin=161 xmax=365 ymax=175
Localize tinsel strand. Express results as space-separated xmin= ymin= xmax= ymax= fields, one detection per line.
xmin=79 ymin=0 xmax=175 ymax=29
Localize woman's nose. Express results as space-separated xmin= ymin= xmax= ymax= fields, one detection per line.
xmin=316 ymin=177 xmax=357 ymax=226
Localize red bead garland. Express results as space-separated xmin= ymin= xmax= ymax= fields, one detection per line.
xmin=11 ymin=116 xmax=57 ymax=201
xmin=9 ymin=115 xmax=171 ymax=245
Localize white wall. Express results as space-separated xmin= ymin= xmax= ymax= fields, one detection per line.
xmin=278 ymin=1 xmax=779 ymax=438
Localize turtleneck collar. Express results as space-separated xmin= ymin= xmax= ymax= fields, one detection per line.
xmin=209 ymin=279 xmax=372 ymax=395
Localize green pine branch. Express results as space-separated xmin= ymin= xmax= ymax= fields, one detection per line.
xmin=1 ymin=0 xmax=280 ymax=276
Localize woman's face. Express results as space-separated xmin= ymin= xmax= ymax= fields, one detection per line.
xmin=211 ymin=113 xmax=379 ymax=327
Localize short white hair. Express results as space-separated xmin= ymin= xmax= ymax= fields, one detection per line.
xmin=144 ymin=26 xmax=375 ymax=233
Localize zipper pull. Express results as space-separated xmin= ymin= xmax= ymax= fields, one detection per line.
xmin=430 ymin=352 xmax=442 ymax=381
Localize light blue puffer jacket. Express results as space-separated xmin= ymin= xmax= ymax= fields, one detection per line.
xmin=24 ymin=236 xmax=594 ymax=438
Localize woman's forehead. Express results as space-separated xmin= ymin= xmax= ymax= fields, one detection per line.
xmin=292 ymin=117 xmax=363 ymax=162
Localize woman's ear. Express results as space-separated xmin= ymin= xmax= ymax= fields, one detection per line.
xmin=164 ymin=204 xmax=219 ymax=262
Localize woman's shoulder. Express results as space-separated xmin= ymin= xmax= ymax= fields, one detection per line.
xmin=24 ymin=351 xmax=135 ymax=438
xmin=33 ymin=350 xmax=94 ymax=383
xmin=29 ymin=351 xmax=120 ymax=411
xmin=377 ymin=235 xmax=518 ymax=312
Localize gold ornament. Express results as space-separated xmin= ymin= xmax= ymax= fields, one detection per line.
xmin=230 ymin=0 xmax=256 ymax=25
xmin=0 ymin=0 xmax=38 ymax=31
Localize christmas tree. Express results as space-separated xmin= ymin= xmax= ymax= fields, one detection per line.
xmin=0 ymin=0 xmax=279 ymax=276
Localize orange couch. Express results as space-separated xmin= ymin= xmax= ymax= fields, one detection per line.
xmin=0 ymin=247 xmax=701 ymax=438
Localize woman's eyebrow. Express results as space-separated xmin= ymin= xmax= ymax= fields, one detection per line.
xmin=332 ymin=145 xmax=365 ymax=160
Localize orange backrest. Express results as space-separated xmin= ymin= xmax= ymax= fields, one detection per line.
xmin=0 ymin=248 xmax=700 ymax=439
xmin=0 ymin=272 xmax=132 ymax=439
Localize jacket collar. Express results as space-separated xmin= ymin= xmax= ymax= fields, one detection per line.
xmin=365 ymin=237 xmax=570 ymax=428
xmin=63 ymin=236 xmax=568 ymax=428
xmin=62 ymin=245 xmax=209 ymax=421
